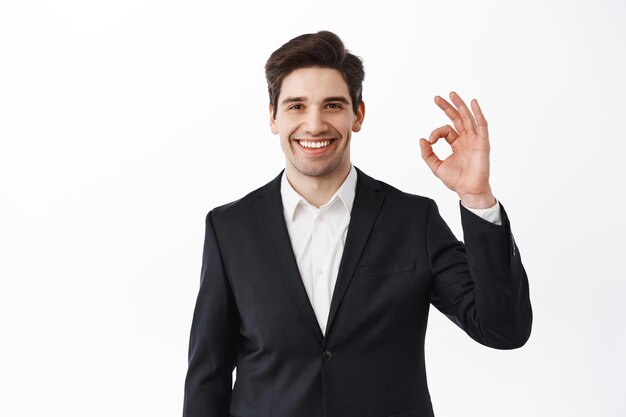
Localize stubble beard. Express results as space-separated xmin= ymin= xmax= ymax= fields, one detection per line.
xmin=291 ymin=154 xmax=342 ymax=178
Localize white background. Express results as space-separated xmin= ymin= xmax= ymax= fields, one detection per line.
xmin=1 ymin=0 xmax=624 ymax=416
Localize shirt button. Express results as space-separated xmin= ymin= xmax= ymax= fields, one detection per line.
xmin=316 ymin=269 xmax=323 ymax=276
xmin=317 ymin=216 xmax=324 ymax=222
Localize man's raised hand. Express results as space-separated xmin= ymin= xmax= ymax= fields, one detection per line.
xmin=419 ymin=91 xmax=497 ymax=209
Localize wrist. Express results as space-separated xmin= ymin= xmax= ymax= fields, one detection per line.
xmin=459 ymin=192 xmax=497 ymax=209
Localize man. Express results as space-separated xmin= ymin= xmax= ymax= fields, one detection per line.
xmin=183 ymin=30 xmax=532 ymax=417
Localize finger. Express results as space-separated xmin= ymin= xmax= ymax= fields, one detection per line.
xmin=470 ymin=98 xmax=488 ymax=136
xmin=434 ymin=95 xmax=466 ymax=134
xmin=429 ymin=124 xmax=459 ymax=146
xmin=449 ymin=91 xmax=476 ymax=134
xmin=419 ymin=138 xmax=442 ymax=175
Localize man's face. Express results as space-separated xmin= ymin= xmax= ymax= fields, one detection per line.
xmin=269 ymin=67 xmax=365 ymax=179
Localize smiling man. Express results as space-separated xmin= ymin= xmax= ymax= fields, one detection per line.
xmin=183 ymin=31 xmax=532 ymax=417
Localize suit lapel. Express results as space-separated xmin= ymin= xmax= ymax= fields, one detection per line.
xmin=253 ymin=170 xmax=325 ymax=343
xmin=327 ymin=167 xmax=384 ymax=334
xmin=252 ymin=166 xmax=384 ymax=343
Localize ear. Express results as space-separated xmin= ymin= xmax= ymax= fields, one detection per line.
xmin=352 ymin=100 xmax=365 ymax=132
xmin=269 ymin=103 xmax=278 ymax=134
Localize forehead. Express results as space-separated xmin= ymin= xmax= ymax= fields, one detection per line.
xmin=279 ymin=67 xmax=350 ymax=101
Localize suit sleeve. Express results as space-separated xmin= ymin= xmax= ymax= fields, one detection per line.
xmin=183 ymin=210 xmax=239 ymax=416
xmin=427 ymin=199 xmax=532 ymax=349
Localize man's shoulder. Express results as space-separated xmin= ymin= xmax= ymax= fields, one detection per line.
xmin=208 ymin=170 xmax=282 ymax=221
xmin=359 ymin=168 xmax=433 ymax=207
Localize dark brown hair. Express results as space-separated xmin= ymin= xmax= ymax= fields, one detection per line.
xmin=265 ymin=30 xmax=365 ymax=119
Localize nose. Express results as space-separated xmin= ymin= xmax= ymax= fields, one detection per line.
xmin=303 ymin=108 xmax=328 ymax=136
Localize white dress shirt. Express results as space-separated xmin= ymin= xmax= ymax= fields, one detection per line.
xmin=280 ymin=164 xmax=502 ymax=335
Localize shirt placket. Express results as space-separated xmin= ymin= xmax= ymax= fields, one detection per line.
xmin=311 ymin=205 xmax=331 ymax=334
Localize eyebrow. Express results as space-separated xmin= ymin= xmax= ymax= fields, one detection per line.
xmin=280 ymin=96 xmax=351 ymax=106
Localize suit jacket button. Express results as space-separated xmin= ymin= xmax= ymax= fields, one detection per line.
xmin=322 ymin=350 xmax=334 ymax=361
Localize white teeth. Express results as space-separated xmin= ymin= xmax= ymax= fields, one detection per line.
xmin=299 ymin=140 xmax=332 ymax=148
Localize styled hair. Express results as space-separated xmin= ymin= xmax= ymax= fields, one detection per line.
xmin=265 ymin=30 xmax=365 ymax=119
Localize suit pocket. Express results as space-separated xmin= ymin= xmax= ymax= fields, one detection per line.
xmin=359 ymin=260 xmax=416 ymax=278
xmin=385 ymin=399 xmax=434 ymax=417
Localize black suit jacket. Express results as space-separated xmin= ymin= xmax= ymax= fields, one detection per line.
xmin=183 ymin=166 xmax=532 ymax=417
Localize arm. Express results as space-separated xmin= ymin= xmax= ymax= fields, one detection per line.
xmin=419 ymin=91 xmax=532 ymax=348
xmin=427 ymin=198 xmax=532 ymax=349
xmin=183 ymin=211 xmax=239 ymax=417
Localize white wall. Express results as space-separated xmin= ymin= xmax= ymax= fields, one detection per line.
xmin=1 ymin=0 xmax=624 ymax=416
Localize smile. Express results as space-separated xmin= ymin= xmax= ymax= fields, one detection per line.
xmin=296 ymin=139 xmax=334 ymax=148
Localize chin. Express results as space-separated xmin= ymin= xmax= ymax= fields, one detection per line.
xmin=293 ymin=159 xmax=345 ymax=178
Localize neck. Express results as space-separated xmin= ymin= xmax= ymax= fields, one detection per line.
xmin=284 ymin=161 xmax=352 ymax=209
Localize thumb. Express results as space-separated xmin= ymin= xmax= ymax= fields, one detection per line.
xmin=419 ymin=138 xmax=442 ymax=176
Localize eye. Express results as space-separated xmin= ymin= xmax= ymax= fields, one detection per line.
xmin=326 ymin=103 xmax=342 ymax=109
xmin=288 ymin=104 xmax=304 ymax=110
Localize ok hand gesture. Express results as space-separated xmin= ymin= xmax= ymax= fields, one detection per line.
xmin=419 ymin=92 xmax=497 ymax=209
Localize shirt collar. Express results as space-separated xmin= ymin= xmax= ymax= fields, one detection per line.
xmin=280 ymin=164 xmax=357 ymax=222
